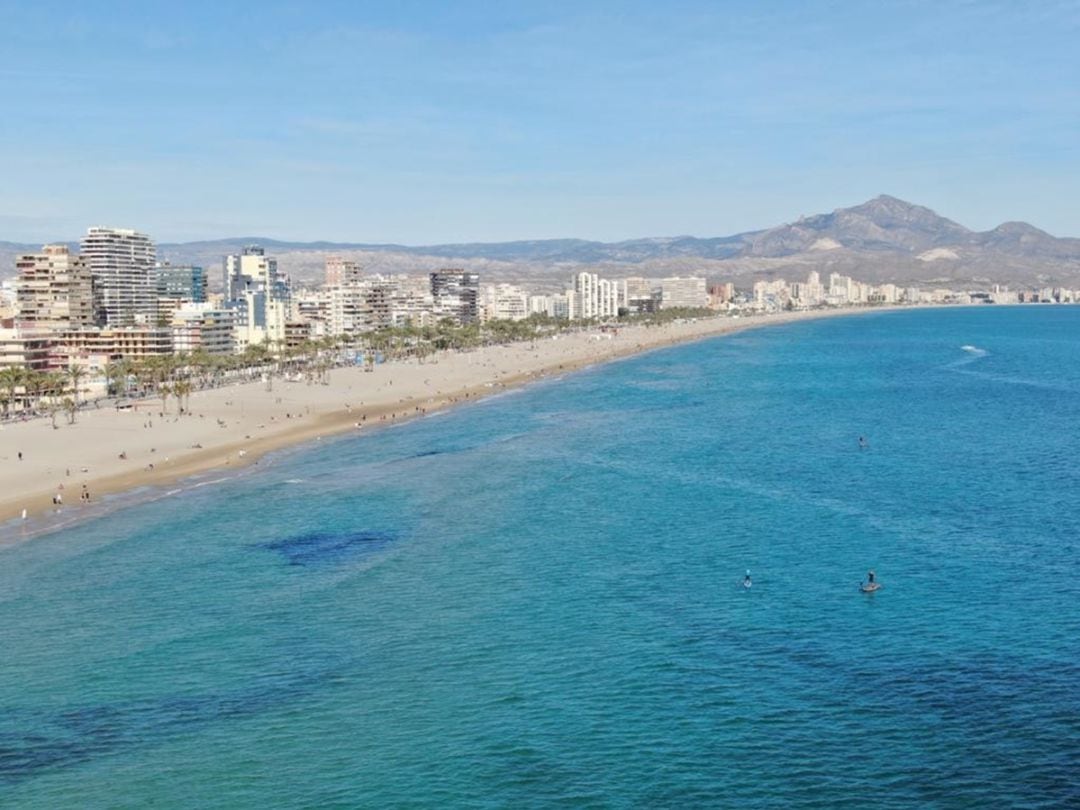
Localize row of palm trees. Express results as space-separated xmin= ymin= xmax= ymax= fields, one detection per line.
xmin=0 ymin=364 xmax=87 ymax=426
xmin=0 ymin=311 xmax=716 ymax=422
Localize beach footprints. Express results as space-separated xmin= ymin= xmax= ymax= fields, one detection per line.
xmin=258 ymin=530 xmax=396 ymax=567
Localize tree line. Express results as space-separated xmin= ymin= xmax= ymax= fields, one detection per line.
xmin=0 ymin=309 xmax=716 ymax=423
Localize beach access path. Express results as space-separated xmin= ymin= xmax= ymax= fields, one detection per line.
xmin=0 ymin=308 xmax=889 ymax=533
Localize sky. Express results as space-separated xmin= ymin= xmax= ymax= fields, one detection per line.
xmin=1 ymin=0 xmax=1078 ymax=244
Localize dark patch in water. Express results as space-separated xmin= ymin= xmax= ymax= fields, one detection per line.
xmin=260 ymin=530 xmax=395 ymax=566
xmin=0 ymin=657 xmax=341 ymax=783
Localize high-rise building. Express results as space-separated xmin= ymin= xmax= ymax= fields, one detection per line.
xmin=709 ymin=282 xmax=736 ymax=305
xmin=369 ymin=275 xmax=435 ymax=328
xmin=293 ymin=289 xmax=332 ymax=338
xmin=571 ymin=272 xmax=622 ymax=319
xmin=225 ymin=246 xmax=287 ymax=301
xmin=658 ymin=277 xmax=708 ymax=309
xmin=224 ymin=246 xmax=291 ymax=351
xmin=15 ymin=245 xmax=96 ymax=329
xmin=430 ymin=270 xmax=479 ymax=325
xmin=329 ymin=285 xmax=372 ymax=337
xmin=81 ymin=227 xmax=157 ymax=326
xmin=480 ymin=284 xmax=529 ymax=321
xmin=622 ymin=277 xmax=657 ymax=314
xmin=325 ymin=255 xmax=364 ymax=287
xmin=154 ymin=264 xmax=207 ymax=302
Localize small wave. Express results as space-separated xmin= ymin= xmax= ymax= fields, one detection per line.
xmin=960 ymin=345 xmax=987 ymax=356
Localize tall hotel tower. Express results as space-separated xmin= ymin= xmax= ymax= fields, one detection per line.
xmin=81 ymin=227 xmax=157 ymax=326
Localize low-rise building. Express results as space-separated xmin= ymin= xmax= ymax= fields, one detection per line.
xmin=0 ymin=328 xmax=52 ymax=371
xmin=171 ymin=304 xmax=235 ymax=355
xmin=54 ymin=327 xmax=173 ymax=362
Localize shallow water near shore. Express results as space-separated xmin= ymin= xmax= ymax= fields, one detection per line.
xmin=2 ymin=306 xmax=1079 ymax=807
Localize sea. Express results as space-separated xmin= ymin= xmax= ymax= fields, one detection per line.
xmin=1 ymin=306 xmax=1078 ymax=808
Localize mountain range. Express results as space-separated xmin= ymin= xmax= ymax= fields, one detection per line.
xmin=3 ymin=196 xmax=1079 ymax=291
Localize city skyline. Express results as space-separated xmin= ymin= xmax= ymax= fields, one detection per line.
xmin=2 ymin=1 xmax=1078 ymax=244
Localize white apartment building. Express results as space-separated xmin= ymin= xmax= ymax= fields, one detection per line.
xmin=0 ymin=281 xmax=17 ymax=320
xmin=753 ymin=279 xmax=790 ymax=309
xmin=224 ymin=246 xmax=291 ymax=352
xmin=528 ymin=294 xmax=570 ymax=319
xmin=480 ymin=284 xmax=529 ymax=321
xmin=570 ymin=272 xmax=622 ymax=319
xmin=329 ymin=284 xmax=372 ymax=337
xmin=293 ymin=289 xmax=331 ymax=338
xmin=81 ymin=227 xmax=157 ymax=326
xmin=658 ymin=276 xmax=708 ymax=309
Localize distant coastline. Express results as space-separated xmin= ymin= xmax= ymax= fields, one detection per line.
xmin=0 ymin=305 xmax=928 ymax=538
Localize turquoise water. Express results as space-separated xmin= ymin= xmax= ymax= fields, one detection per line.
xmin=2 ymin=306 xmax=1079 ymax=808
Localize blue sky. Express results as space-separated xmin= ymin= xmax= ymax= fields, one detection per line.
xmin=1 ymin=0 xmax=1077 ymax=243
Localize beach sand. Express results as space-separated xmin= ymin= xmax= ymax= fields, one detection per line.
xmin=0 ymin=308 xmax=890 ymax=534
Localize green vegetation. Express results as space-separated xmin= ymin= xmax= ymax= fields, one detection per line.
xmin=1 ymin=308 xmax=726 ymax=419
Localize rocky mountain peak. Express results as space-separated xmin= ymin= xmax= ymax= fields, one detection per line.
xmin=841 ymin=195 xmax=969 ymax=235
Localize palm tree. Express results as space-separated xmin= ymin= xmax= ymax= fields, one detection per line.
xmin=65 ymin=364 xmax=86 ymax=406
xmin=103 ymin=361 xmax=126 ymax=397
xmin=188 ymin=348 xmax=212 ymax=389
xmin=62 ymin=396 xmax=78 ymax=425
xmin=0 ymin=366 xmax=26 ymax=418
xmin=23 ymin=371 xmax=46 ymax=413
xmin=172 ymin=379 xmax=193 ymax=414
xmin=31 ymin=371 xmax=66 ymax=421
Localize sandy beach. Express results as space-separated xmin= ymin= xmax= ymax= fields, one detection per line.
xmin=0 ymin=307 xmax=892 ymax=535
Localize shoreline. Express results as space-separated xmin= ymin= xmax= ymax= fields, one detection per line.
xmin=0 ymin=306 xmax=916 ymax=539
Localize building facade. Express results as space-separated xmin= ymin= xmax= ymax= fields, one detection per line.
xmin=15 ymin=245 xmax=96 ymax=330
xmin=430 ymin=270 xmax=479 ymax=325
xmin=154 ymin=264 xmax=207 ymax=303
xmin=224 ymin=246 xmax=291 ymax=352
xmin=81 ymin=227 xmax=157 ymax=326
xmin=480 ymin=284 xmax=529 ymax=321
xmin=171 ymin=304 xmax=235 ymax=355
xmin=570 ymin=272 xmax=622 ymax=319
xmin=325 ymin=256 xmax=364 ymax=287
xmin=658 ymin=277 xmax=708 ymax=309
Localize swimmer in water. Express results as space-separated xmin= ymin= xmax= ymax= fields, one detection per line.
xmin=743 ymin=570 xmax=752 ymax=589
xmin=858 ymin=436 xmax=869 ymax=449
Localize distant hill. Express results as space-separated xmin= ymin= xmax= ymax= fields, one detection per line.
xmin=4 ymin=195 xmax=1080 ymax=289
